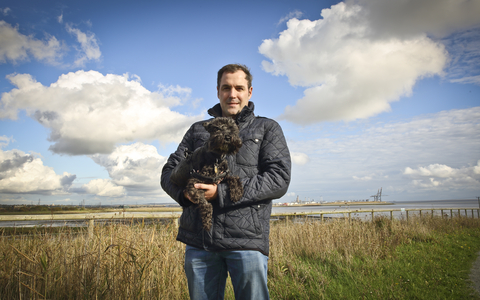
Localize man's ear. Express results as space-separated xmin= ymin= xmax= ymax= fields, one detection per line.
xmin=248 ymin=86 xmax=253 ymax=99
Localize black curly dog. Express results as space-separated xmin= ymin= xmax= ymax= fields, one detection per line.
xmin=170 ymin=117 xmax=243 ymax=230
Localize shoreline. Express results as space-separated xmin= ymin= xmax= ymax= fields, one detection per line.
xmin=274 ymin=201 xmax=393 ymax=207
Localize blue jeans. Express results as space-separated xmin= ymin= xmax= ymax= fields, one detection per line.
xmin=184 ymin=245 xmax=270 ymax=300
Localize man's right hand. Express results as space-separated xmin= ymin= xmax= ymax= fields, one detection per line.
xmin=184 ymin=183 xmax=218 ymax=203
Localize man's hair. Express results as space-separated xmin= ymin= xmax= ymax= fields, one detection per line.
xmin=217 ymin=64 xmax=253 ymax=89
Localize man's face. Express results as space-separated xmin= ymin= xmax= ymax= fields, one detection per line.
xmin=217 ymin=70 xmax=252 ymax=118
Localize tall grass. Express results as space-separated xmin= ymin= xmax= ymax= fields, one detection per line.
xmin=1 ymin=222 xmax=187 ymax=299
xmin=1 ymin=215 xmax=480 ymax=299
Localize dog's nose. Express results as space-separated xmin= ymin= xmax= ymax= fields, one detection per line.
xmin=225 ymin=135 xmax=231 ymax=142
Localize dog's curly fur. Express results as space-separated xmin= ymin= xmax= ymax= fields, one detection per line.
xmin=184 ymin=117 xmax=243 ymax=231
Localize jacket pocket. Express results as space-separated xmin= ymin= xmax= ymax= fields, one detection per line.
xmin=179 ymin=206 xmax=201 ymax=234
xmin=223 ymin=205 xmax=263 ymax=239
xmin=236 ymin=133 xmax=263 ymax=167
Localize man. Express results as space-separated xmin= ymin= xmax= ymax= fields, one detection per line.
xmin=161 ymin=64 xmax=291 ymax=300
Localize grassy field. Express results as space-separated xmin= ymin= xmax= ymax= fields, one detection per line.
xmin=1 ymin=215 xmax=480 ymax=299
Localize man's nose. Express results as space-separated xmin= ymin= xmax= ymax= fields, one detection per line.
xmin=229 ymin=89 xmax=237 ymax=98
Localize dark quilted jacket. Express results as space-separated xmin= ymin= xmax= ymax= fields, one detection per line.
xmin=161 ymin=102 xmax=291 ymax=256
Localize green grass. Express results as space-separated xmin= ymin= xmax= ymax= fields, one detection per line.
xmin=268 ymin=217 xmax=480 ymax=300
xmin=380 ymin=229 xmax=479 ymax=299
xmin=322 ymin=229 xmax=480 ymax=299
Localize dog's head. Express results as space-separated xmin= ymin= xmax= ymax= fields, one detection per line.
xmin=203 ymin=117 xmax=242 ymax=155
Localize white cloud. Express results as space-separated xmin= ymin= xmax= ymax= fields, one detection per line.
xmin=404 ymin=164 xmax=457 ymax=178
xmin=404 ymin=161 xmax=480 ymax=189
xmin=81 ymin=179 xmax=125 ymax=197
xmin=0 ymin=148 xmax=75 ymax=194
xmin=0 ymin=70 xmax=202 ymax=155
xmin=352 ymin=0 xmax=480 ymax=38
xmin=443 ymin=27 xmax=480 ymax=84
xmin=91 ymin=142 xmax=166 ymax=194
xmin=353 ymin=175 xmax=372 ymax=181
xmin=286 ymin=107 xmax=480 ymax=200
xmin=2 ymin=7 xmax=11 ymax=16
xmin=277 ymin=10 xmax=303 ymax=26
xmin=259 ymin=0 xmax=480 ymax=125
xmin=474 ymin=162 xmax=480 ymax=175
xmin=157 ymin=83 xmax=192 ymax=106
xmin=0 ymin=19 xmax=103 ymax=67
xmin=0 ymin=135 xmax=12 ymax=148
xmin=0 ymin=20 xmax=65 ymax=65
xmin=450 ymin=75 xmax=480 ymax=85
xmin=290 ymin=152 xmax=309 ymax=165
xmin=65 ymin=23 xmax=101 ymax=67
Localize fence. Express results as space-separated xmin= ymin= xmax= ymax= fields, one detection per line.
xmin=3 ymin=207 xmax=478 ymax=231
xmin=109 ymin=207 xmax=480 ymax=229
xmin=99 ymin=207 xmax=480 ymax=229
xmin=270 ymin=207 xmax=480 ymax=223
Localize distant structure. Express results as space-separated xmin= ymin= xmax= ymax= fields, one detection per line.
xmin=294 ymin=196 xmax=318 ymax=204
xmin=370 ymin=188 xmax=387 ymax=202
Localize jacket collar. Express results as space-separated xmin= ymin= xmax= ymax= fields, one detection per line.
xmin=207 ymin=101 xmax=255 ymax=125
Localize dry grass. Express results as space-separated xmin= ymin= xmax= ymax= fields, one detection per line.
xmin=1 ymin=215 xmax=479 ymax=299
xmin=0 ymin=221 xmax=188 ymax=299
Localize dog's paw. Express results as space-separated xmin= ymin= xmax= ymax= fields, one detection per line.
xmin=226 ymin=176 xmax=243 ymax=203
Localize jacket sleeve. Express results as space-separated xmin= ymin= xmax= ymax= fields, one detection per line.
xmin=217 ymin=120 xmax=291 ymax=208
xmin=160 ymin=125 xmax=195 ymax=207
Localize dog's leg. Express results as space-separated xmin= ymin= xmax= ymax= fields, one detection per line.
xmin=225 ymin=176 xmax=243 ymax=203
xmin=184 ymin=180 xmax=199 ymax=204
xmin=185 ymin=180 xmax=213 ymax=231
xmin=197 ymin=197 xmax=213 ymax=231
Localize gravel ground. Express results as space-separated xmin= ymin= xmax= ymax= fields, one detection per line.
xmin=469 ymin=252 xmax=480 ymax=297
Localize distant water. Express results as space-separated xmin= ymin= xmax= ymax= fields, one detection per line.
xmin=272 ymin=199 xmax=479 ymax=214
xmin=272 ymin=199 xmax=480 ymax=220
xmin=0 ymin=216 xmax=171 ymax=229
xmin=0 ymin=199 xmax=478 ymax=228
xmin=0 ymin=219 xmax=89 ymax=229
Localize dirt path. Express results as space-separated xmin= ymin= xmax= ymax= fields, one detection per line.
xmin=469 ymin=251 xmax=480 ymax=296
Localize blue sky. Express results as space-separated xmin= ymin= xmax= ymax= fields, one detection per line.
xmin=1 ymin=0 xmax=479 ymax=206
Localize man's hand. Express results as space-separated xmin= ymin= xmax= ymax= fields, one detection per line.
xmin=184 ymin=183 xmax=218 ymax=203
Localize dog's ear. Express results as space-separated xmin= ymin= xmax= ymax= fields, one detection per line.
xmin=203 ymin=120 xmax=212 ymax=131
xmin=204 ymin=120 xmax=222 ymax=133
